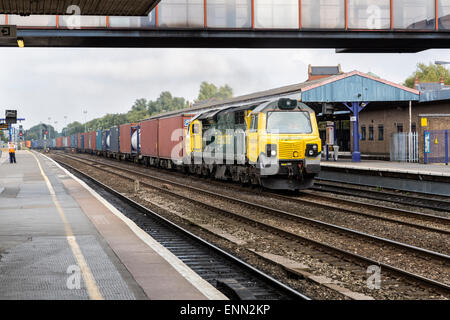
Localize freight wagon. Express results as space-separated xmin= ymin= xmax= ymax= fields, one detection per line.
xmin=95 ymin=130 xmax=102 ymax=153
xmin=107 ymin=126 xmax=120 ymax=158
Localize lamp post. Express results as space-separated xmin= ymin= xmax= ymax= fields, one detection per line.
xmin=48 ymin=117 xmax=51 ymax=140
xmin=83 ymin=110 xmax=88 ymax=132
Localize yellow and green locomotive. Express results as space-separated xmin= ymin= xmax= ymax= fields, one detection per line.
xmin=185 ymin=98 xmax=321 ymax=190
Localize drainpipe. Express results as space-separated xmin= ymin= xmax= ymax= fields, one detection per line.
xmin=409 ymin=101 xmax=412 ymax=133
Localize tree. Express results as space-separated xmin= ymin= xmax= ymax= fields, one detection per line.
xmin=58 ymin=82 xmax=233 ymax=136
xmin=147 ymin=91 xmax=188 ymax=116
xmin=24 ymin=123 xmax=56 ymax=140
xmin=404 ymin=62 xmax=450 ymax=88
xmin=64 ymin=121 xmax=84 ymax=135
xmin=196 ymin=82 xmax=233 ymax=103
xmin=0 ymin=131 xmax=8 ymax=143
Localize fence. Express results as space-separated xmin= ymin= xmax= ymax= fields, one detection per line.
xmin=390 ymin=132 xmax=419 ymax=163
xmin=424 ymin=130 xmax=449 ymax=165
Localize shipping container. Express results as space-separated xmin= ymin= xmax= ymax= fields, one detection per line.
xmin=96 ymin=130 xmax=102 ymax=151
xmin=63 ymin=136 xmax=69 ymax=148
xmin=88 ymin=131 xmax=96 ymax=150
xmin=131 ymin=124 xmax=141 ymax=154
xmin=102 ymin=130 xmax=110 ymax=151
xmin=119 ymin=123 xmax=132 ymax=154
xmin=158 ymin=114 xmax=193 ymax=161
xmin=109 ymin=126 xmax=120 ymax=152
xmin=80 ymin=133 xmax=86 ymax=150
xmin=140 ymin=118 xmax=158 ymax=157
xmin=71 ymin=135 xmax=78 ymax=148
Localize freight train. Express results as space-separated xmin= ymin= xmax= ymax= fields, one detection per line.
xmin=31 ymin=98 xmax=322 ymax=190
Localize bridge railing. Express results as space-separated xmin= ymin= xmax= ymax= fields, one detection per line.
xmin=1 ymin=0 xmax=450 ymax=31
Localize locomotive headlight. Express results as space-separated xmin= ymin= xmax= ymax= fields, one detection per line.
xmin=267 ymin=144 xmax=277 ymax=157
xmin=306 ymin=144 xmax=319 ymax=157
xmin=293 ymin=151 xmax=299 ymax=158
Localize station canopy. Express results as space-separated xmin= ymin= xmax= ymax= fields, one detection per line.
xmin=0 ymin=1 xmax=160 ymax=16
xmin=173 ymin=71 xmax=420 ymax=118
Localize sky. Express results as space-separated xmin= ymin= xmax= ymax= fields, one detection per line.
xmin=1 ymin=47 xmax=449 ymax=131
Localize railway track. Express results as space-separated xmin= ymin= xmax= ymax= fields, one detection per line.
xmin=274 ymin=191 xmax=450 ymax=235
xmin=53 ymin=152 xmax=450 ymax=298
xmin=49 ymin=155 xmax=311 ymax=301
xmin=59 ymin=152 xmax=450 ymax=235
xmin=313 ymin=179 xmax=450 ymax=213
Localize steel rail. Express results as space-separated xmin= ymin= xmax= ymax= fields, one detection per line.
xmin=313 ymin=180 xmax=450 ymax=213
xmin=58 ymin=153 xmax=450 ymax=261
xmin=54 ymin=153 xmax=450 ymax=293
xmin=54 ymin=157 xmax=311 ymax=300
xmin=271 ymin=192 xmax=450 ymax=234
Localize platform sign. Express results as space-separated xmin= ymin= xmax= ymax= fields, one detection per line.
xmin=425 ymin=132 xmax=431 ymax=154
xmin=5 ymin=110 xmax=17 ymax=124
xmin=421 ymin=117 xmax=428 ymax=127
xmin=326 ymin=121 xmax=335 ymax=145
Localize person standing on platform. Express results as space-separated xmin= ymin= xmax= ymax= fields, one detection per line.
xmin=9 ymin=142 xmax=16 ymax=164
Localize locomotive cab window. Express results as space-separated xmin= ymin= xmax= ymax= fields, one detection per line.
xmin=250 ymin=115 xmax=258 ymax=131
xmin=193 ymin=123 xmax=200 ymax=134
xmin=266 ymin=111 xmax=312 ymax=134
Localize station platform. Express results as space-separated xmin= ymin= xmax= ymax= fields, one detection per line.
xmin=319 ymin=159 xmax=450 ymax=196
xmin=0 ymin=150 xmax=226 ymax=300
xmin=321 ymin=159 xmax=450 ymax=177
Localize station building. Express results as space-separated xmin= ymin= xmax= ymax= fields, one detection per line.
xmin=356 ymin=78 xmax=450 ymax=163
xmin=191 ymin=65 xmax=449 ymax=164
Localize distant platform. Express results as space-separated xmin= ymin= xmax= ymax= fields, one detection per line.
xmin=319 ymin=159 xmax=450 ymax=196
xmin=321 ymin=159 xmax=450 ymax=177
xmin=0 ymin=150 xmax=226 ymax=300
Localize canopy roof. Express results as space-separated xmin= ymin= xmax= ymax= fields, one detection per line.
xmin=0 ymin=1 xmax=159 ymax=16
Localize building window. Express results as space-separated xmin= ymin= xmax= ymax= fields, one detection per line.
xmin=207 ymin=0 xmax=251 ymax=28
xmin=393 ymin=0 xmax=436 ymax=30
xmin=301 ymin=0 xmax=345 ymax=29
xmin=438 ymin=0 xmax=450 ymax=29
xmin=369 ymin=125 xmax=374 ymax=140
xmin=158 ymin=0 xmax=204 ymax=28
xmin=235 ymin=111 xmax=245 ymax=125
xmin=397 ymin=124 xmax=403 ymax=133
xmin=378 ymin=125 xmax=384 ymax=140
xmin=347 ymin=0 xmax=391 ymax=29
xmin=255 ymin=0 xmax=299 ymax=28
xmin=411 ymin=123 xmax=417 ymax=133
xmin=361 ymin=126 xmax=366 ymax=140
xmin=109 ymin=11 xmax=157 ymax=28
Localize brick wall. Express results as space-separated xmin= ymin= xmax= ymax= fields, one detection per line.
xmin=350 ymin=101 xmax=450 ymax=162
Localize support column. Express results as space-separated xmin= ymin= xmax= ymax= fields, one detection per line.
xmin=9 ymin=124 xmax=12 ymax=142
xmin=351 ymin=102 xmax=361 ymax=162
xmin=343 ymin=102 xmax=367 ymax=163
xmin=445 ymin=129 xmax=448 ymax=166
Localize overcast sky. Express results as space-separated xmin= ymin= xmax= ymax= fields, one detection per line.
xmin=1 ymin=47 xmax=449 ymax=130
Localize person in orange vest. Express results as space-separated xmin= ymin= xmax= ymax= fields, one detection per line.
xmin=9 ymin=142 xmax=16 ymax=163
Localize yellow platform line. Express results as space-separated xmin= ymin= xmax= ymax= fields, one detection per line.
xmin=29 ymin=151 xmax=104 ymax=300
